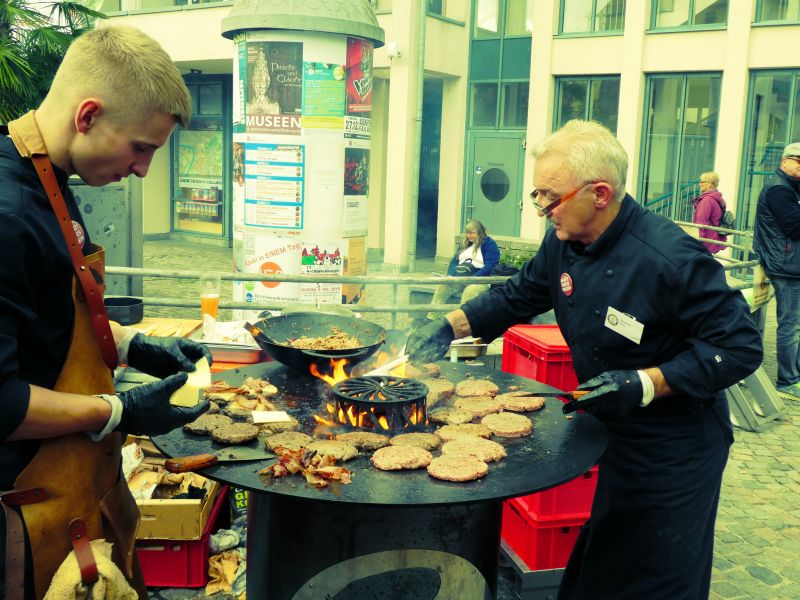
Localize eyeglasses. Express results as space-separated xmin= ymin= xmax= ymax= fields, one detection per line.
xmin=530 ymin=180 xmax=600 ymax=217
xmin=784 ymin=156 xmax=800 ymax=163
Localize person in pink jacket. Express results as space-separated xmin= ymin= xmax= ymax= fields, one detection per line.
xmin=693 ymin=171 xmax=728 ymax=253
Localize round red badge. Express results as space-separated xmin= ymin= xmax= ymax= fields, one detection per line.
xmin=560 ymin=272 xmax=574 ymax=296
xmin=72 ymin=220 xmax=85 ymax=247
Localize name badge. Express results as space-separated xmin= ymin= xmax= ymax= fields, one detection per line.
xmin=605 ymin=306 xmax=643 ymax=345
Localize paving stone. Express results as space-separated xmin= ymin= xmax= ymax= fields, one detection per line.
xmin=747 ymin=565 xmax=783 ymax=586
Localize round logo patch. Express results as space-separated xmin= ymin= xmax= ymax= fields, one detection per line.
xmin=72 ymin=220 xmax=85 ymax=247
xmin=560 ymin=272 xmax=574 ymax=296
xmin=607 ymin=314 xmax=619 ymax=326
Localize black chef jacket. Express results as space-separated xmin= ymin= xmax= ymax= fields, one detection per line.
xmin=463 ymin=196 xmax=763 ymax=599
xmin=0 ymin=133 xmax=92 ymax=488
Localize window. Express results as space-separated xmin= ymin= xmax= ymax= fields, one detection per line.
xmin=427 ymin=0 xmax=444 ymax=15
xmin=554 ymin=76 xmax=620 ymax=133
xmin=755 ymin=0 xmax=800 ymax=22
xmin=505 ymin=0 xmax=534 ymax=35
xmin=172 ymin=77 xmax=228 ymax=238
xmin=739 ymin=71 xmax=800 ymax=233
xmin=560 ymin=0 xmax=626 ymax=35
xmin=475 ymin=0 xmax=501 ymax=37
xmin=639 ymin=74 xmax=721 ymax=223
xmin=468 ymin=0 xmax=531 ymax=129
xmin=651 ymin=0 xmax=728 ymax=29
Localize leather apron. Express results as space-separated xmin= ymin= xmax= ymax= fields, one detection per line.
xmin=4 ymin=112 xmax=145 ymax=599
xmin=13 ymin=249 xmax=146 ymax=599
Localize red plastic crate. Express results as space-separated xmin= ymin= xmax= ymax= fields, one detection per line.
xmin=136 ymin=485 xmax=228 ymax=588
xmin=501 ymin=497 xmax=586 ymax=571
xmin=516 ymin=466 xmax=598 ymax=521
xmin=501 ymin=325 xmax=579 ymax=392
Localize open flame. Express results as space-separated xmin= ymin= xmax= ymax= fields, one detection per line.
xmin=309 ymin=358 xmax=350 ymax=386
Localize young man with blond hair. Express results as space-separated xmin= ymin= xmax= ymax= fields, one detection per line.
xmin=0 ymin=26 xmax=210 ymax=598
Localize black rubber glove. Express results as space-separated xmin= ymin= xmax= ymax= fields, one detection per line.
xmin=127 ymin=333 xmax=213 ymax=378
xmin=406 ymin=317 xmax=455 ymax=363
xmin=563 ymin=369 xmax=643 ymax=420
xmin=115 ymin=373 xmax=210 ymax=436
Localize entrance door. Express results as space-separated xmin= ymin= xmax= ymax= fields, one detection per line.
xmin=466 ymin=133 xmax=524 ymax=236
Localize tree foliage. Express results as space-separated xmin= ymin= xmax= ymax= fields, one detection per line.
xmin=0 ymin=1 xmax=106 ymax=123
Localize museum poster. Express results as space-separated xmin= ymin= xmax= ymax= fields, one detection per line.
xmin=245 ymin=40 xmax=303 ymax=135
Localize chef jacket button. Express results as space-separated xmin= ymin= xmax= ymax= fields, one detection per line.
xmin=593 ymin=346 xmax=600 ymax=353
xmin=594 ymin=310 xmax=601 ymax=317
xmin=605 ymin=269 xmax=614 ymax=277
xmin=567 ymin=257 xmax=574 ymax=265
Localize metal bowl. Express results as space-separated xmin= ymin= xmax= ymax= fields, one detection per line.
xmin=105 ymin=296 xmax=144 ymax=326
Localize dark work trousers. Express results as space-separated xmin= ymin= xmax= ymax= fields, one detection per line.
xmin=558 ymin=399 xmax=732 ymax=600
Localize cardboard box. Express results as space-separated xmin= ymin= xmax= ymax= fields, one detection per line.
xmin=133 ymin=469 xmax=221 ymax=541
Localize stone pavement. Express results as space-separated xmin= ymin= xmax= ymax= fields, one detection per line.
xmin=139 ymin=239 xmax=799 ymax=600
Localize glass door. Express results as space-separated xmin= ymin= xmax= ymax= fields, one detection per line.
xmin=172 ymin=77 xmax=229 ymax=239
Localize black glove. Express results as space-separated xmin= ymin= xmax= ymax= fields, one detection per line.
xmin=115 ymin=373 xmax=210 ymax=436
xmin=127 ymin=333 xmax=213 ymax=378
xmin=563 ymin=369 xmax=643 ymax=420
xmin=406 ymin=318 xmax=455 ymax=363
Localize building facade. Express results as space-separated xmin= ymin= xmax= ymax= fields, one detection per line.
xmin=103 ymin=0 xmax=800 ymax=266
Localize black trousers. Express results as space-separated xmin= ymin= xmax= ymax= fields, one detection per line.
xmin=559 ymin=399 xmax=732 ymax=600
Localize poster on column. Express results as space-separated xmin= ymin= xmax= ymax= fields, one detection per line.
xmin=232 ymin=138 xmax=246 ymax=227
xmin=301 ymin=62 xmax=345 ymax=130
xmin=241 ymin=233 xmax=302 ymax=306
xmin=245 ymin=39 xmax=303 ymax=135
xmin=343 ymin=140 xmax=369 ymax=236
xmin=243 ymin=138 xmax=305 ymax=230
xmin=299 ymin=240 xmax=344 ymax=304
xmin=346 ymin=37 xmax=373 ymax=116
xmin=300 ymin=134 xmax=345 ymax=238
xmin=233 ymin=34 xmax=246 ymax=132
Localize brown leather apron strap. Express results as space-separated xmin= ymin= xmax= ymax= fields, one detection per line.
xmin=68 ymin=519 xmax=99 ymax=586
xmin=1 ymin=489 xmax=49 ymax=600
xmin=30 ymin=155 xmax=118 ymax=370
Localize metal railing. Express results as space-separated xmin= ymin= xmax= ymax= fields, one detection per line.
xmin=107 ymin=266 xmax=508 ymax=329
xmin=107 ymin=244 xmax=764 ymax=328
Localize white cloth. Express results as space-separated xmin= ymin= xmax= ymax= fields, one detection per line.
xmin=43 ymin=539 xmax=137 ymax=600
xmin=458 ymin=244 xmax=484 ymax=269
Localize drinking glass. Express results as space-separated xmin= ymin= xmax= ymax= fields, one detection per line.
xmin=199 ymin=273 xmax=221 ymax=319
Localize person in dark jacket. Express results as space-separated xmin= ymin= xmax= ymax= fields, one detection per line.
xmin=427 ymin=219 xmax=500 ymax=320
xmin=0 ymin=26 xmax=211 ymax=598
xmin=692 ymin=171 xmax=728 ymax=254
xmin=753 ymin=142 xmax=800 ymax=398
xmin=409 ymin=120 xmax=762 ymax=599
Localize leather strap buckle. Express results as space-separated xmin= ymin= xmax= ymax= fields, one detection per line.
xmin=69 ymin=518 xmax=99 ymax=586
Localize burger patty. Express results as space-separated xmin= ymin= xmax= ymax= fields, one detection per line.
xmin=435 ymin=423 xmax=492 ymax=442
xmin=481 ymin=412 xmax=533 ymax=438
xmin=441 ymin=437 xmax=507 ymax=463
xmin=210 ymin=423 xmax=260 ymax=445
xmin=453 ymin=395 xmax=503 ymax=417
xmin=455 ymin=379 xmax=499 ymax=397
xmin=371 ymin=446 xmax=432 ymax=471
xmin=390 ymin=432 xmax=443 ymax=451
xmin=265 ymin=431 xmax=313 ymax=451
xmin=306 ymin=440 xmax=359 ymax=462
xmin=496 ymin=391 xmax=546 ymax=412
xmin=335 ymin=431 xmax=391 ymax=451
xmin=427 ymin=455 xmax=489 ymax=482
xmin=184 ymin=413 xmax=233 ymax=435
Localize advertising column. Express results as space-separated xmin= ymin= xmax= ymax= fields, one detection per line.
xmin=230 ymin=31 xmax=372 ymax=318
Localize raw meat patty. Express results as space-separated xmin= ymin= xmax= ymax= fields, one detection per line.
xmin=496 ymin=392 xmax=546 ymax=412
xmin=441 ymin=437 xmax=506 ymax=463
xmin=436 ymin=423 xmax=492 ymax=441
xmin=390 ymin=432 xmax=442 ymax=451
xmin=453 ymin=395 xmax=502 ymax=417
xmin=427 ymin=455 xmax=488 ymax=482
xmin=184 ymin=413 xmax=232 ymax=435
xmin=210 ymin=423 xmax=260 ymax=445
xmin=481 ymin=413 xmax=533 ymax=438
xmin=335 ymin=431 xmax=391 ymax=451
xmin=421 ymin=378 xmax=454 ymax=407
xmin=371 ymin=446 xmax=432 ymax=470
xmin=455 ymin=379 xmax=499 ymax=397
xmin=428 ymin=407 xmax=474 ymax=425
xmin=307 ymin=440 xmax=359 ymax=462
xmin=265 ymin=431 xmax=312 ymax=451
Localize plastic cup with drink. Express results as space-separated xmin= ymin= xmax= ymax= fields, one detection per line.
xmin=199 ymin=273 xmax=221 ymax=319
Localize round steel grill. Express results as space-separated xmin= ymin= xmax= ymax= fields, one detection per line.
xmin=332 ymin=376 xmax=428 ymax=432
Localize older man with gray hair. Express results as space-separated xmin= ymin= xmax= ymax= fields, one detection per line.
xmin=754 ymin=141 xmax=800 ymax=398
xmin=408 ymin=120 xmax=762 ymax=598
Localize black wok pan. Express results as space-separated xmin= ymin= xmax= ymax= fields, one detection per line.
xmin=245 ymin=313 xmax=387 ymax=371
